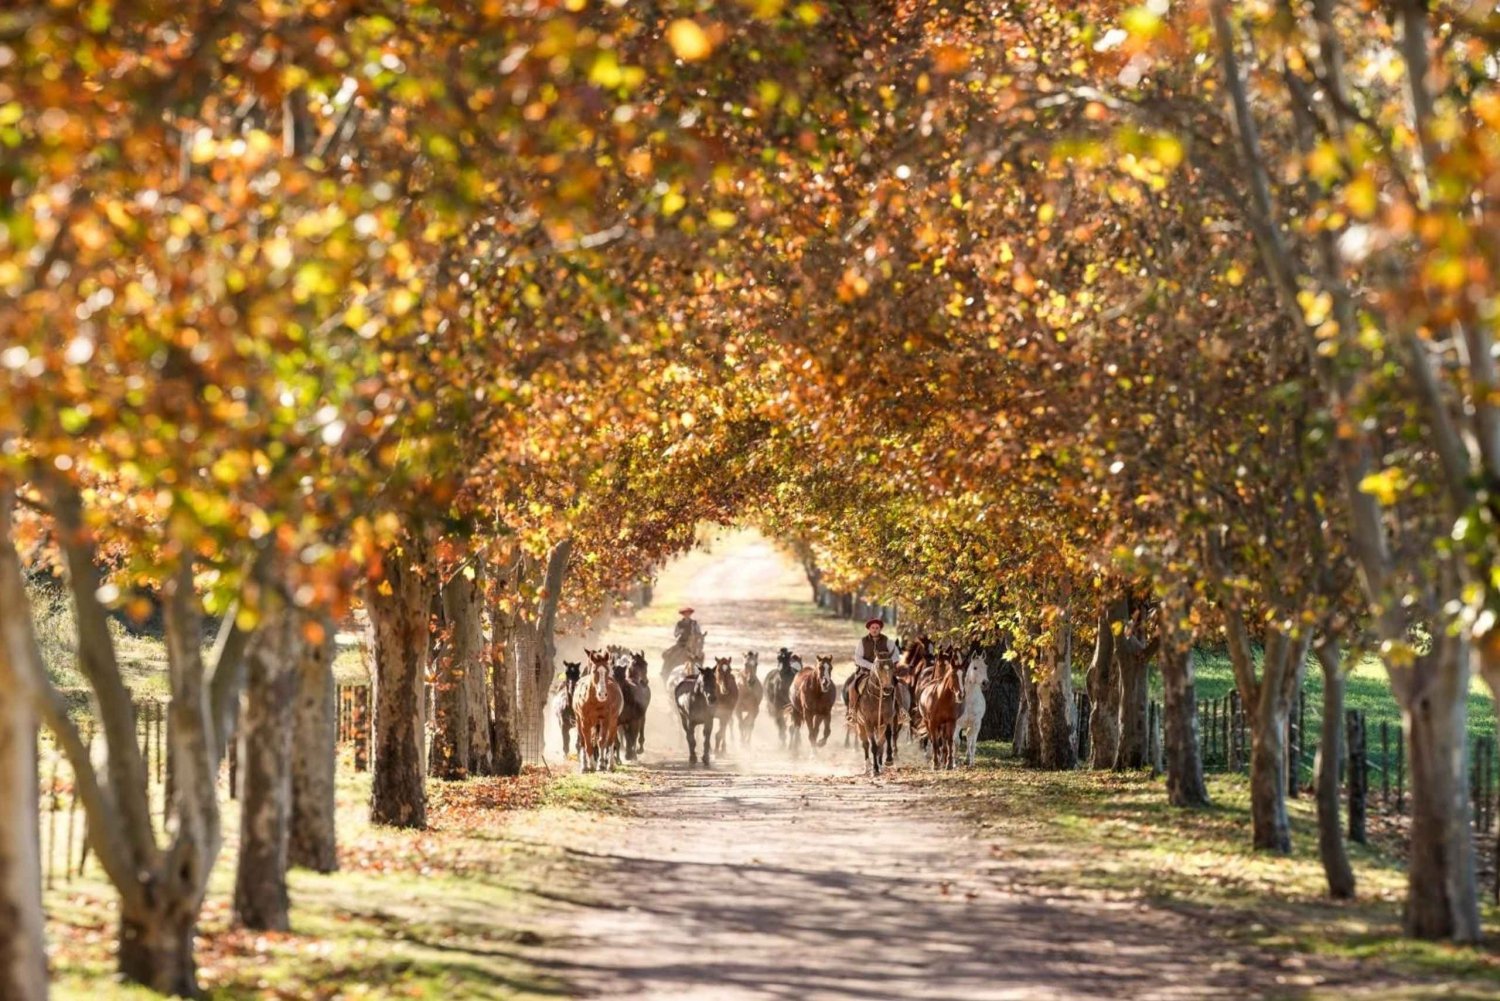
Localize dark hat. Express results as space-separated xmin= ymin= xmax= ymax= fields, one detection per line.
xmin=679 ymin=607 xmax=695 ymax=615
xmin=865 ymin=618 xmax=884 ymax=628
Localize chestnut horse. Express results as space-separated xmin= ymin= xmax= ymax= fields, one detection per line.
xmin=674 ymin=658 xmax=720 ymax=766
xmin=710 ymin=656 xmax=740 ymax=754
xmin=918 ymin=649 xmax=965 ymax=770
xmin=789 ymin=654 xmax=836 ymax=752
xmin=574 ymin=650 xmax=623 ymax=772
xmin=552 ymin=661 xmax=582 ymax=756
xmin=735 ymin=651 xmax=763 ymax=745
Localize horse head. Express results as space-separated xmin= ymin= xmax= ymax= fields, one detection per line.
xmin=874 ymin=651 xmax=895 ymax=688
xmin=776 ymin=647 xmax=791 ymax=672
xmin=785 ymin=653 xmax=803 ymax=679
xmin=964 ymin=654 xmax=988 ymax=692
xmin=744 ymin=650 xmax=759 ymax=678
xmin=697 ymin=660 xmax=721 ymax=705
xmin=562 ymin=661 xmax=583 ymax=699
xmin=816 ymin=655 xmax=834 ymax=692
xmin=629 ymin=651 xmax=649 ymax=684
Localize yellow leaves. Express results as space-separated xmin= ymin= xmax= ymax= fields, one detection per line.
xmin=1424 ymin=254 xmax=1468 ymax=294
xmin=375 ymin=579 xmax=394 ymax=598
xmin=661 ymin=186 xmax=686 ymax=217
xmin=1359 ymin=467 xmax=1409 ymax=507
xmin=1344 ymin=172 xmax=1379 ymax=220
xmin=1297 ymin=289 xmax=1332 ymax=327
xmin=666 ymin=19 xmax=713 ymax=62
xmin=707 ymin=209 xmax=738 ymax=230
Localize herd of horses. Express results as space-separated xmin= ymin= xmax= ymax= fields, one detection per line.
xmin=553 ymin=639 xmax=990 ymax=776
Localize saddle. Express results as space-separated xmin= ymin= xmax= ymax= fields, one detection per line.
xmin=846 ymin=667 xmax=894 ymax=723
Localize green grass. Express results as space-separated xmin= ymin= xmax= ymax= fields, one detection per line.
xmin=901 ymin=744 xmax=1500 ymax=999
xmin=43 ymin=758 xmax=637 ymax=1000
xmin=1165 ymin=648 xmax=1498 ymax=746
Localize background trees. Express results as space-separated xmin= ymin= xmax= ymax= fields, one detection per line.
xmin=3 ymin=1 xmax=1499 ymax=993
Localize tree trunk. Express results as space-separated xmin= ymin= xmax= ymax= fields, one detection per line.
xmin=0 ymin=485 xmax=47 ymax=1001
xmin=1037 ymin=628 xmax=1077 ymax=770
xmin=460 ymin=564 xmax=493 ymax=775
xmin=488 ymin=560 xmax=523 ymax=777
xmin=429 ymin=571 xmax=471 ymax=781
xmin=289 ymin=611 xmax=337 ymax=873
xmin=1401 ymin=630 xmax=1480 ymax=942
xmin=1013 ymin=661 xmax=1041 ymax=767
xmin=518 ymin=540 xmax=572 ymax=763
xmin=1313 ymin=639 xmax=1355 ymax=899
xmin=1226 ymin=617 xmax=1309 ymax=854
xmin=1087 ymin=596 xmax=1124 ymax=768
xmin=367 ymin=534 xmax=432 ymax=829
xmin=1160 ymin=628 xmax=1209 ymax=808
xmin=234 ymin=595 xmax=297 ymax=930
xmin=1114 ymin=641 xmax=1151 ymax=770
xmin=118 ymin=899 xmax=199 ymax=997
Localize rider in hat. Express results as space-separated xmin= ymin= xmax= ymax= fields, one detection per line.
xmin=674 ymin=606 xmax=704 ymax=650
xmin=853 ymin=617 xmax=894 ymax=671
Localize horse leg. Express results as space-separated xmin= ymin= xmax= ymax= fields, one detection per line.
xmin=685 ymin=720 xmax=697 ymax=765
xmin=702 ymin=719 xmax=713 ymax=768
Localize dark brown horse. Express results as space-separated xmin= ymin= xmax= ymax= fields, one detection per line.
xmin=735 ymin=651 xmax=763 ymax=745
xmin=789 ymin=654 xmax=836 ymax=752
xmin=763 ymin=648 xmax=800 ymax=748
xmin=848 ymin=653 xmax=897 ymax=775
xmin=709 ymin=656 xmax=739 ymax=754
xmin=674 ymin=658 xmax=720 ymax=767
xmin=615 ymin=650 xmax=651 ymax=761
xmin=552 ymin=661 xmax=583 ymax=755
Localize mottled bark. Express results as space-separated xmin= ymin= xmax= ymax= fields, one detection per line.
xmin=1401 ymin=630 xmax=1480 ymax=942
xmin=289 ymin=611 xmax=337 ymax=873
xmin=1160 ymin=626 xmax=1209 ymax=808
xmin=1012 ymin=660 xmax=1040 ymax=767
xmin=1086 ymin=596 xmax=1124 ymax=769
xmin=0 ymin=485 xmax=47 ymax=1001
xmin=1313 ymin=639 xmax=1355 ymax=899
xmin=234 ymin=596 xmax=297 ymax=930
xmin=488 ymin=558 xmax=523 ymax=777
xmin=429 ymin=571 xmax=471 ymax=781
xmin=1113 ymin=629 xmax=1154 ymax=771
xmin=1223 ymin=607 xmax=1308 ymax=853
xmin=1037 ymin=624 xmax=1076 ymax=771
xmin=368 ymin=533 xmax=432 ymax=829
xmin=459 ymin=564 xmax=493 ymax=775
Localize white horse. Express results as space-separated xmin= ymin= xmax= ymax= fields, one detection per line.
xmin=955 ymin=653 xmax=988 ymax=767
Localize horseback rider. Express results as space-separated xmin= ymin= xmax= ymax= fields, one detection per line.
xmin=853 ymin=617 xmax=894 ymax=673
xmin=673 ymin=606 xmax=704 ymax=657
xmin=844 ymin=617 xmax=894 ymax=714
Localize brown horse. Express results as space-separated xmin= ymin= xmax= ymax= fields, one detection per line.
xmin=615 ymin=650 xmax=651 ymax=761
xmin=709 ymin=656 xmax=740 ymax=754
xmin=734 ymin=651 xmax=763 ymax=745
xmin=848 ymin=653 xmax=897 ymax=775
xmin=918 ymin=649 xmax=965 ymax=770
xmin=789 ymin=654 xmax=836 ymax=752
xmin=574 ymin=650 xmax=623 ymax=772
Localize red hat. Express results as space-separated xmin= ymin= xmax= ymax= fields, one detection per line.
xmin=679 ymin=607 xmax=695 ymax=615
xmin=865 ymin=618 xmax=884 ymax=628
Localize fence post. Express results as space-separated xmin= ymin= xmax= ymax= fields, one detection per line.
xmin=1347 ymin=709 xmax=1367 ymax=844
xmin=1075 ymin=692 xmax=1091 ymax=763
xmin=354 ymin=684 xmax=370 ymax=772
xmin=44 ymin=744 xmax=59 ymax=891
xmin=1395 ymin=724 xmax=1405 ymax=814
xmin=1380 ymin=720 xmax=1390 ymax=808
xmin=1290 ymin=693 xmax=1302 ymax=804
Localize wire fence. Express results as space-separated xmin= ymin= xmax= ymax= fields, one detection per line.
xmin=36 ymin=685 xmax=373 ymax=889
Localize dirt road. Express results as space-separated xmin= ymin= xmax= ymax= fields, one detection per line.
xmin=525 ymin=531 xmax=1345 ymax=1000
